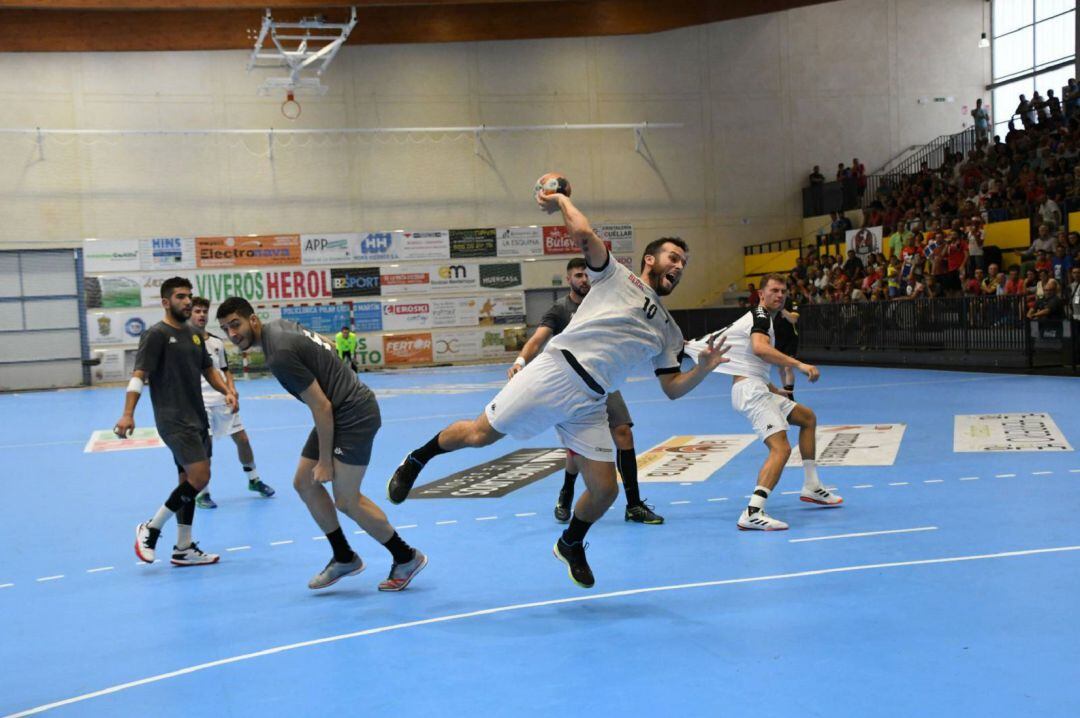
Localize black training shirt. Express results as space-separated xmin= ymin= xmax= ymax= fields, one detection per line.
xmin=134 ymin=321 xmax=212 ymax=435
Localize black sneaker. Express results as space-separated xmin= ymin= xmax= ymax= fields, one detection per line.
xmin=553 ymin=538 xmax=595 ymax=588
xmin=387 ymin=454 xmax=425 ymax=505
xmin=554 ymin=487 xmax=573 ymax=523
xmin=625 ymin=501 xmax=664 ymax=525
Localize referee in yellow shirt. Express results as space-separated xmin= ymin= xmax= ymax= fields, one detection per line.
xmin=335 ymin=325 xmax=359 ymax=372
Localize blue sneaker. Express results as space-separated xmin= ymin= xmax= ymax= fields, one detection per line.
xmin=196 ymin=492 xmax=218 ymax=510
xmin=248 ymin=479 xmax=276 ymax=498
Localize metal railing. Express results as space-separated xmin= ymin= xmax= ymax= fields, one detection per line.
xmin=862 ymin=128 xmax=980 ymax=211
xmin=798 ymin=295 xmax=1029 ymax=354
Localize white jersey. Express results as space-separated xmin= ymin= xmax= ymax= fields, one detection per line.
xmin=684 ymin=307 xmax=773 ymax=382
xmin=200 ymin=333 xmax=229 ymax=407
xmin=546 ymin=253 xmax=684 ymax=393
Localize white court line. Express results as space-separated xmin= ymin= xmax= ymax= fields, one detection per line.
xmin=670 ymin=500 xmax=691 ymax=505
xmin=924 ymin=480 xmax=944 ymax=484
xmin=270 ymin=540 xmax=293 ymax=546
xmin=353 ymin=530 xmax=366 ymax=535
xmin=514 ymin=512 xmax=537 ymax=518
xmin=780 ymin=490 xmax=800 ymax=496
xmin=789 ymin=526 xmax=938 ymax=543
xmin=0 ymin=583 xmax=13 ymax=589
xmin=959 ymin=477 xmax=980 ymax=481
xmin=8 ymin=544 xmax=1079 ymax=718
xmin=86 ymin=567 xmax=114 ymax=574
xmin=679 ymin=482 xmax=692 ymax=486
xmin=888 ymin=482 xmax=909 ymax=486
xmin=225 ymin=546 xmax=251 ymax=552
xmin=36 ymin=575 xmax=64 ymax=583
xmin=475 ymin=516 xmax=498 ymax=522
xmin=396 ymin=524 xmax=418 ymax=530
xmin=311 ymin=536 xmax=327 ymax=541
xmin=1070 ymin=469 xmax=1080 ymax=473
xmin=707 ymin=497 xmax=728 ymax=502
xmin=1032 ymin=471 xmax=1054 ymax=476
xmin=853 ymin=484 xmax=874 ymax=489
xmin=435 ymin=520 xmax=458 ymax=526
xmin=995 ymin=474 xmax=1017 ymax=478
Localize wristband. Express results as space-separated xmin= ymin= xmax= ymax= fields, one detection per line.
xmin=126 ymin=377 xmax=144 ymax=394
xmin=513 ymin=357 xmax=526 ymax=368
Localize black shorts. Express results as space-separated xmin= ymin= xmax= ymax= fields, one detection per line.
xmin=162 ymin=427 xmax=212 ymax=473
xmin=301 ymin=395 xmax=382 ymax=466
xmin=774 ymin=322 xmax=799 ymax=357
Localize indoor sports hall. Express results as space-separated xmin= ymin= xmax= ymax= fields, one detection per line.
xmin=2 ymin=1 xmax=1078 ymax=717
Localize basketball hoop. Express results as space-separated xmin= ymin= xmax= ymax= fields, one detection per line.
xmin=281 ymin=91 xmax=302 ymax=120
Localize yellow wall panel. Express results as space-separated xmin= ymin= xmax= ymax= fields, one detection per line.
xmin=743 ymin=249 xmax=799 ymax=279
xmin=984 ymin=219 xmax=1029 ymax=250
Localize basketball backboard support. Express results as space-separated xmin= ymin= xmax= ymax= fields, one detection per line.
xmin=246 ymin=7 xmax=358 ymax=97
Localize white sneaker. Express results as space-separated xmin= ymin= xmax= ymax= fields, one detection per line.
xmin=800 ymin=485 xmax=844 ymax=506
xmin=737 ymin=509 xmax=789 ymax=531
xmin=134 ymin=521 xmax=157 ymax=563
xmin=171 ymin=542 xmax=220 ymax=566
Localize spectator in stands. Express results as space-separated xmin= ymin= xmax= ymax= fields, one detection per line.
xmin=1023 ymin=223 xmax=1057 ymax=259
xmin=966 ymin=219 xmax=984 ymax=272
xmin=1038 ymin=193 xmax=1061 ymax=229
xmin=791 ymin=255 xmax=808 ymax=281
xmin=748 ymin=282 xmax=760 ymax=307
xmin=982 ymin=263 xmax=1003 ymax=295
xmin=842 ymin=249 xmax=864 ymax=278
xmin=971 ymin=99 xmax=990 ymax=142
xmin=887 ymin=255 xmax=902 ymax=298
xmin=1035 ymin=250 xmax=1052 ymax=274
xmin=1017 ymin=95 xmax=1036 ymax=129
xmin=1065 ymin=79 xmax=1079 ymax=115
xmin=836 ymin=163 xmax=849 ymax=181
xmin=944 ymin=233 xmax=968 ymax=296
xmin=1069 ymin=266 xmax=1080 ymax=314
xmin=1004 ymin=266 xmax=1024 ymax=295
xmin=964 ymin=268 xmax=984 ymax=296
xmin=1027 ymin=279 xmax=1064 ymax=320
xmin=1067 ymin=231 xmax=1080 ymax=257
xmin=853 ymin=158 xmax=867 ymax=198
xmin=1032 ymin=91 xmax=1049 ymax=124
xmin=1046 ymin=89 xmax=1063 ymax=123
xmin=808 ymin=166 xmax=825 ymax=215
xmin=1051 ymin=244 xmax=1074 ymax=283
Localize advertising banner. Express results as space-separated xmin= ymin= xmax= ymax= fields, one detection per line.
xmin=637 ymin=435 xmax=756 ymax=482
xmin=356 ymin=232 xmax=402 ymax=263
xmin=845 ymin=226 xmax=883 ymax=263
xmin=410 ymin=448 xmax=565 ymax=499
xmin=496 ymin=226 xmax=543 ymax=257
xmin=83 ymin=239 xmax=142 ymax=273
xmin=382 ymin=301 xmax=434 ymax=331
xmin=787 ymin=424 xmax=907 ymax=466
xmin=542 ymin=225 xmax=577 ymax=255
xmin=595 ymin=223 xmax=634 ymax=254
xmin=280 ymin=304 xmax=353 ymax=334
xmin=954 ymin=413 xmax=1072 ymax=452
xmin=478 ymin=326 xmax=526 ymax=357
xmin=478 ymin=293 xmax=525 ymax=325
xmin=398 ymin=230 xmax=450 ymax=260
xmin=353 ymin=301 xmax=383 ymax=333
xmin=84 ymin=428 xmax=164 ymax=453
xmin=87 ymin=308 xmax=154 ymax=346
xmin=85 ymin=275 xmax=143 ymax=308
xmin=195 ymin=235 xmax=302 ymax=268
xmin=449 ymin=228 xmax=497 ymax=259
xmin=433 ymin=330 xmax=482 ymax=362
xmin=432 ymin=297 xmax=479 ymax=328
xmin=383 ymin=332 xmax=434 ymax=365
xmin=429 ymin=263 xmax=478 ymax=292
xmin=300 ymin=233 xmax=359 ymax=265
xmin=380 ymin=267 xmax=431 ymax=295
xmin=478 ymin=263 xmax=522 ymax=290
xmin=330 ymin=267 xmax=381 ymax=298
xmin=353 ymin=333 xmax=384 ymax=367
xmin=140 ymin=237 xmax=196 ymax=271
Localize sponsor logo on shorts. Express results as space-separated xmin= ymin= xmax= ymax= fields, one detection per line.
xmin=410 ymin=448 xmax=564 ymax=499
xmin=334 ymin=447 xmax=344 ymax=456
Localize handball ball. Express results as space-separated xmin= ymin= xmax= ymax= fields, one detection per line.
xmin=534 ymin=173 xmax=572 ymax=197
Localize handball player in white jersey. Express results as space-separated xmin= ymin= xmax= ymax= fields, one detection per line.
xmin=684 ymin=273 xmax=843 ymax=531
xmin=386 ymin=178 xmax=730 ymax=588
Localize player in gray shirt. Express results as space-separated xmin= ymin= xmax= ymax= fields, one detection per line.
xmin=216 ymin=297 xmax=426 ymax=592
xmin=508 ymin=257 xmax=663 ymax=525
xmin=115 ymin=276 xmax=237 ymax=567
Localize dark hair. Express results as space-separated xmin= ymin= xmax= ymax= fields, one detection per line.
xmin=191 ymin=296 xmax=210 ymax=310
xmin=761 ymin=273 xmax=786 ymax=288
xmin=566 ymin=258 xmax=587 ymax=272
xmin=341 ymin=325 xmax=350 ymax=331
xmin=640 ymin=236 xmax=689 ymax=271
xmin=215 ymin=296 xmax=255 ymax=320
xmin=160 ymin=276 xmax=192 ymax=299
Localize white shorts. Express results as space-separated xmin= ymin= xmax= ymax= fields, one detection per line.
xmin=485 ymin=352 xmax=614 ymax=462
xmin=207 ymin=403 xmax=244 ymax=440
xmin=731 ymin=377 xmax=796 ymax=441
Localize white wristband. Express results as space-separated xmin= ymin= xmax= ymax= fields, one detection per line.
xmin=126 ymin=376 xmax=144 ymax=394
xmin=513 ymin=357 xmax=526 ymax=368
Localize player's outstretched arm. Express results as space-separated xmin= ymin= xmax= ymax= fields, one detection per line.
xmin=537 ymin=192 xmax=608 ymax=270
xmin=751 ymin=333 xmax=819 ymax=382
xmin=508 ymin=326 xmax=554 ymax=379
xmin=657 ymin=334 xmax=731 ymax=399
xmin=114 ymin=369 xmax=147 ymax=438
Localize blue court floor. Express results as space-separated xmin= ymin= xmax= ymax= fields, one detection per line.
xmin=1 ymin=364 xmax=1079 ymax=717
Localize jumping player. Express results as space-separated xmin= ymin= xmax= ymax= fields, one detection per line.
xmin=115 ymin=277 xmax=237 ymax=566
xmin=386 ymin=182 xmax=730 ymax=588
xmin=216 ymin=299 xmax=426 ymax=592
xmin=508 ymin=258 xmax=663 ymax=525
xmin=684 ymin=273 xmax=843 ymax=531
xmin=188 ymin=297 xmax=275 ymax=509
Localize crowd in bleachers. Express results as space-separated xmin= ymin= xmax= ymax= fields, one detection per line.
xmin=789 ymin=88 xmax=1080 ymax=320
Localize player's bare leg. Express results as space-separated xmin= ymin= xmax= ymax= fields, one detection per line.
xmin=737 ymin=431 xmax=791 ymax=531
xmin=554 ymin=456 xmax=617 ymax=589
xmin=789 ymin=404 xmax=842 ymax=506
xmin=232 ymin=429 xmax=274 ymax=497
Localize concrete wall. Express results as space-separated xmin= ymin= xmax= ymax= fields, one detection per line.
xmin=0 ymin=0 xmax=988 ymax=307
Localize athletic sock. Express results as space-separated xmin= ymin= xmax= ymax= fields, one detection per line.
xmin=243 ymin=463 xmax=260 ymax=482
xmin=382 ymin=532 xmax=415 ymax=564
xmin=802 ymin=459 xmax=822 ymax=491
xmin=560 ymin=471 xmax=577 ymax=496
xmin=411 ymin=433 xmax=447 ymax=466
xmin=561 ymin=515 xmax=593 ymax=545
xmin=325 ymin=528 xmax=354 ymax=563
xmin=784 ymin=384 xmax=795 ymax=400
xmin=176 ymin=523 xmax=192 ymax=550
xmin=746 ymin=485 xmax=771 ymax=516
xmin=616 ymin=448 xmax=641 ymax=506
xmin=149 ymin=481 xmax=199 ymax=530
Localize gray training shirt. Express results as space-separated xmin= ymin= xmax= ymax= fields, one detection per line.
xmin=538 ymin=294 xmax=581 ymax=336
xmin=260 ymin=319 xmax=377 ymax=428
xmin=133 ymin=321 xmax=212 ymax=436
